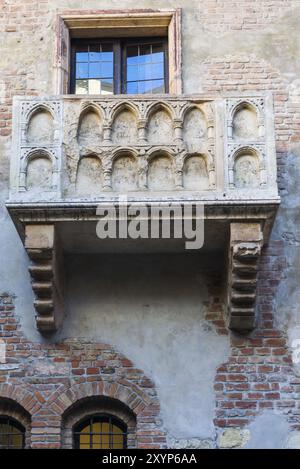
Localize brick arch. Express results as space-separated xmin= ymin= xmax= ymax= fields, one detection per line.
xmin=61 ymin=395 xmax=137 ymax=449
xmin=0 ymin=384 xmax=41 ymax=448
xmin=0 ymin=383 xmax=41 ymax=416
xmin=48 ymin=380 xmax=152 ymax=417
xmin=47 ymin=379 xmax=166 ymax=448
xmin=0 ymin=397 xmax=32 ymax=448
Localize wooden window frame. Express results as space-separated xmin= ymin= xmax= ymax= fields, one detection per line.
xmin=54 ymin=9 xmax=182 ymax=95
xmin=70 ymin=37 xmax=169 ymax=95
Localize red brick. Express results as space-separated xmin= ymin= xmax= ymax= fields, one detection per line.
xmin=247 ymin=392 xmax=264 ymax=399
xmin=235 ymin=401 xmax=257 ymax=409
xmin=265 ymin=392 xmax=280 ymax=399
xmin=227 ymin=374 xmax=248 ymax=382
xmin=86 ymin=367 xmax=99 ymax=375
xmin=265 ymin=339 xmax=286 ymax=347
xmin=258 ymin=365 xmax=274 ymax=373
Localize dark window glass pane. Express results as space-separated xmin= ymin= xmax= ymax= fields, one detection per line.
xmin=11 ymin=434 xmax=23 ymax=448
xmin=0 ymin=418 xmax=24 ymax=449
xmin=74 ymin=415 xmax=127 ymax=449
xmin=101 ymin=43 xmax=113 ymax=53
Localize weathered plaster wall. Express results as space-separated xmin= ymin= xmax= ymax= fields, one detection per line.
xmin=61 ymin=253 xmax=229 ymax=440
xmin=0 ymin=0 xmax=300 ymax=448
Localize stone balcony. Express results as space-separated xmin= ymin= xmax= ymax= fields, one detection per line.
xmin=6 ymin=94 xmax=280 ymax=334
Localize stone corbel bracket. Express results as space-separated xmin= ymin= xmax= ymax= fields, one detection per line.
xmin=228 ymin=223 xmax=263 ymax=332
xmin=25 ymin=224 xmax=64 ymax=334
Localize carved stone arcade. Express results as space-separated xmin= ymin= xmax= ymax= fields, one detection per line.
xmin=7 ymin=94 xmax=279 ymax=333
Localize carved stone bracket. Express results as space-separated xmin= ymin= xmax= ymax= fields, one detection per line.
xmin=228 ymin=223 xmax=263 ymax=332
xmin=25 ymin=224 xmax=64 ymax=334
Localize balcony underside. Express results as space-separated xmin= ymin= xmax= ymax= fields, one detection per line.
xmin=7 ymin=199 xmax=278 ymax=251
xmin=6 ymin=199 xmax=278 ymax=334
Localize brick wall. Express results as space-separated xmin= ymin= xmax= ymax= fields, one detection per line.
xmin=0 ymin=0 xmax=50 ymax=137
xmin=210 ymin=242 xmax=300 ymax=430
xmin=199 ymin=50 xmax=300 ymax=436
xmin=0 ymin=244 xmax=292 ymax=448
xmin=198 ymin=0 xmax=299 ymax=33
xmin=0 ymin=294 xmax=166 ymax=448
xmin=0 ymin=0 xmax=300 ymax=448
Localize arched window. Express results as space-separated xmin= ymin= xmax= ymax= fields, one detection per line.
xmin=62 ymin=396 xmax=136 ymax=449
xmin=0 ymin=416 xmax=25 ymax=449
xmin=73 ymin=414 xmax=127 ymax=449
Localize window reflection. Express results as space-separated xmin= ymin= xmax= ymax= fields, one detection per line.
xmin=72 ymin=39 xmax=167 ymax=95
xmin=75 ymin=43 xmax=114 ymax=95
xmin=126 ymin=42 xmax=165 ymax=94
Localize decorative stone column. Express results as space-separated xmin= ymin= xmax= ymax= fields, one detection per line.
xmin=103 ymin=168 xmax=112 ymax=190
xmin=103 ymin=125 xmax=111 ymax=144
xmin=137 ymin=119 xmax=147 ymax=144
xmin=173 ymin=119 xmax=183 ymax=145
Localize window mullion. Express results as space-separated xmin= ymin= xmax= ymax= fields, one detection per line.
xmin=90 ymin=418 xmax=92 ymax=449
xmin=164 ymin=39 xmax=169 ymax=93
xmin=114 ymin=40 xmax=122 ymax=94
xmin=121 ymin=41 xmax=127 ymax=94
